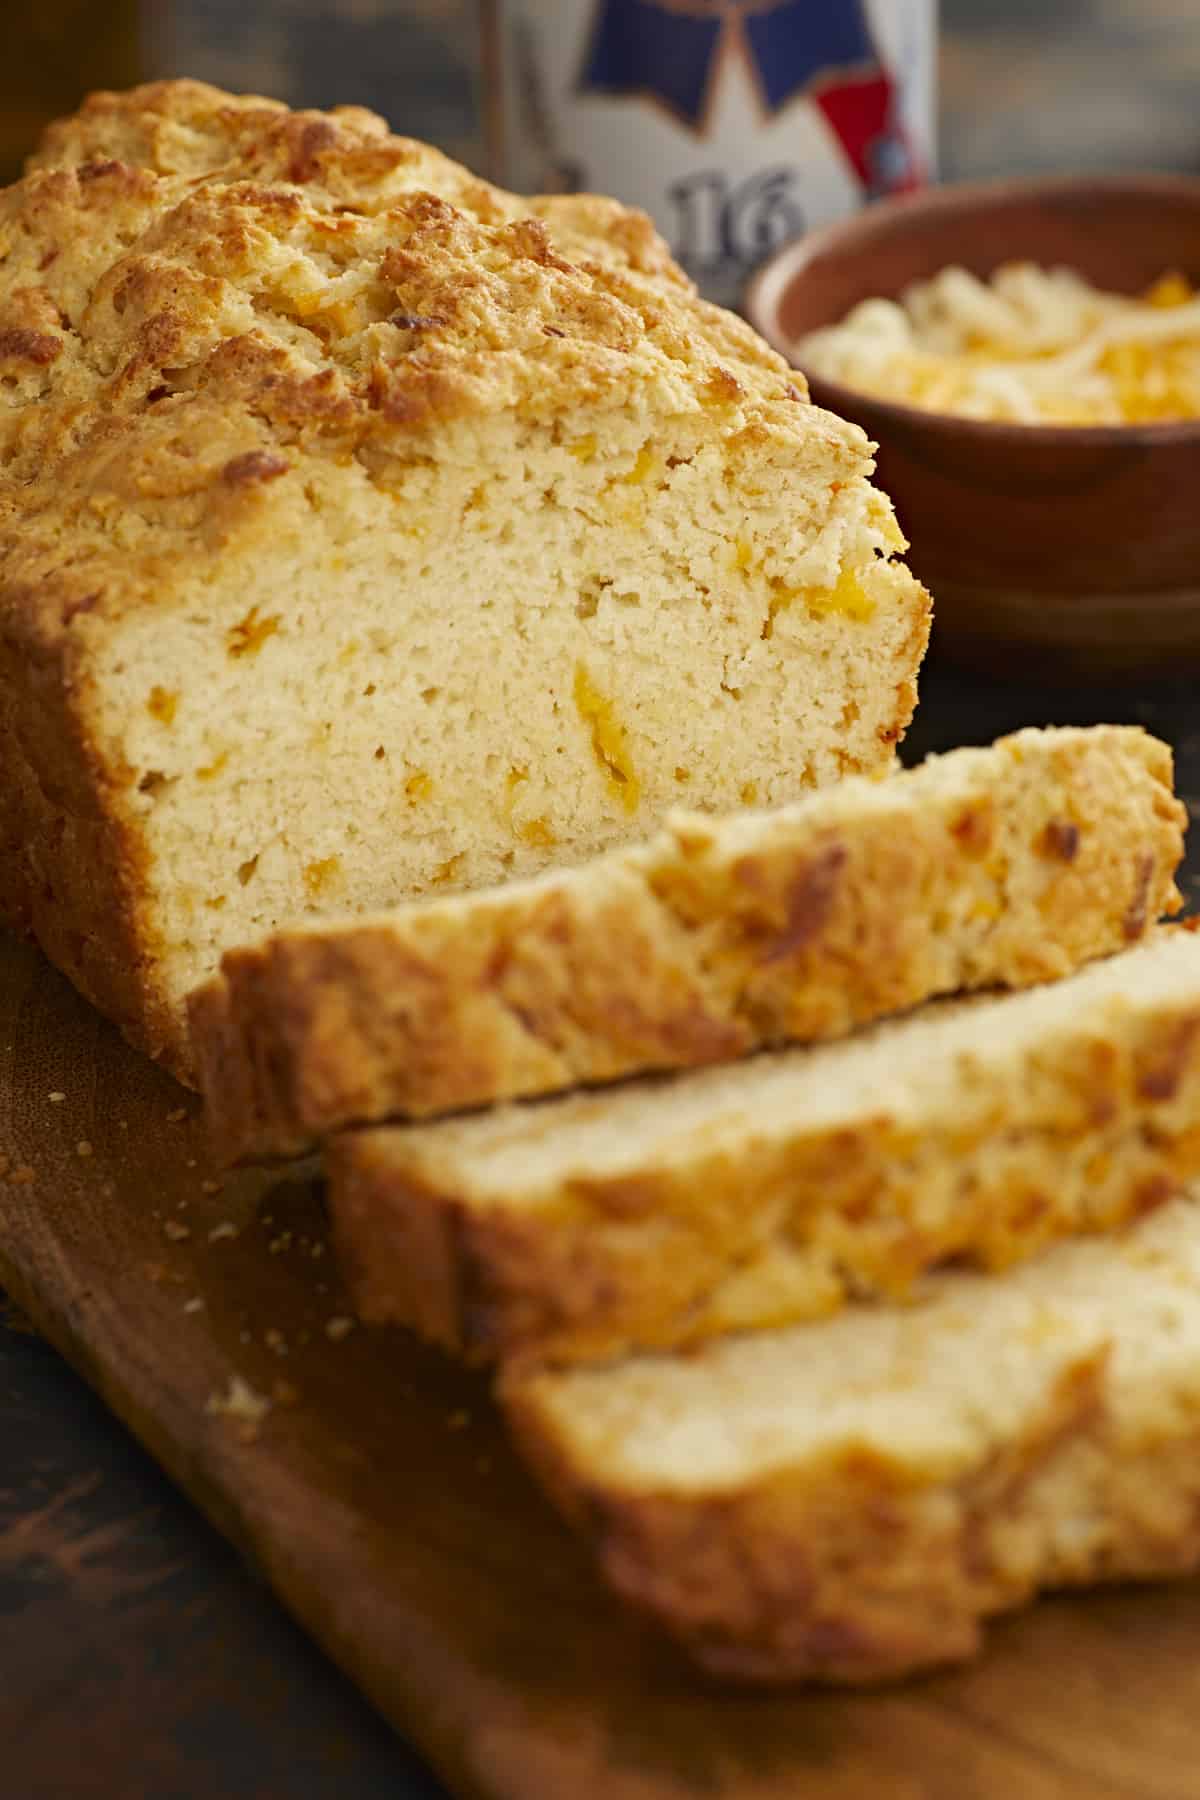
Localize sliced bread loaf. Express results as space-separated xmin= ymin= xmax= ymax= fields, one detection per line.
xmin=0 ymin=80 xmax=929 ymax=1080
xmin=503 ymin=1192 xmax=1200 ymax=1684
xmin=193 ymin=724 xmax=1184 ymax=1161
xmin=329 ymin=925 xmax=1200 ymax=1365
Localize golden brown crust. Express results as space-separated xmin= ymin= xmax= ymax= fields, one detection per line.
xmin=0 ymin=611 xmax=181 ymax=1069
xmin=327 ymin=932 xmax=1200 ymax=1364
xmin=3 ymin=80 xmax=836 ymax=652
xmin=502 ymin=1352 xmax=1111 ymax=1683
xmin=194 ymin=726 xmax=1187 ymax=1163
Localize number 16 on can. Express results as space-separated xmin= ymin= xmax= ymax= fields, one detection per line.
xmin=482 ymin=1 xmax=937 ymax=309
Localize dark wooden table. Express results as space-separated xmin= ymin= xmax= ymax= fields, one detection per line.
xmin=0 ymin=1304 xmax=443 ymax=1800
xmin=4 ymin=655 xmax=1200 ymax=1799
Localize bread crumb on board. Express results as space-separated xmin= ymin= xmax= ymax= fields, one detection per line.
xmin=205 ymin=1374 xmax=271 ymax=1442
xmin=208 ymin=1221 xmax=239 ymax=1242
xmin=325 ymin=1316 xmax=355 ymax=1342
xmin=163 ymin=1220 xmax=191 ymax=1242
xmin=47 ymin=1091 xmax=66 ymax=1104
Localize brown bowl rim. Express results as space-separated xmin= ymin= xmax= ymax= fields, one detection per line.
xmin=744 ymin=171 xmax=1200 ymax=451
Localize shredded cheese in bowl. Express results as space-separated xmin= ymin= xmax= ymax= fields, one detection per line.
xmin=795 ymin=264 xmax=1200 ymax=425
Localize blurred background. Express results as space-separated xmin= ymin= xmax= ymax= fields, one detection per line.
xmin=4 ymin=0 xmax=1200 ymax=187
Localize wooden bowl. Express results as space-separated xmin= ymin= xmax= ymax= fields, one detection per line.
xmin=744 ymin=176 xmax=1200 ymax=677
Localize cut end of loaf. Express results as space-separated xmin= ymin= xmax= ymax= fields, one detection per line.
xmin=0 ymin=80 xmax=930 ymax=1075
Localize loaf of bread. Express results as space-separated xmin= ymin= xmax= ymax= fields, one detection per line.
xmin=0 ymin=79 xmax=929 ymax=1079
xmin=329 ymin=925 xmax=1200 ymax=1364
xmin=503 ymin=1191 xmax=1200 ymax=1683
xmin=193 ymin=724 xmax=1184 ymax=1161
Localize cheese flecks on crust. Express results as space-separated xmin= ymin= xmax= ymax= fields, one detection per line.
xmin=0 ymin=81 xmax=927 ymax=1075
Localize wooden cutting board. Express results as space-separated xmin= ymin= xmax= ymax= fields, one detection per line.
xmin=3 ymin=932 xmax=1200 ymax=1800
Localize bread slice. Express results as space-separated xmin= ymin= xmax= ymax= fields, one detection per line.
xmin=503 ymin=1192 xmax=1200 ymax=1684
xmin=327 ymin=925 xmax=1200 ymax=1365
xmin=193 ymin=724 xmax=1185 ymax=1161
xmin=0 ymin=80 xmax=928 ymax=1080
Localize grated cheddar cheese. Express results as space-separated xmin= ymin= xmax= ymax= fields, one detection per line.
xmin=796 ymin=263 xmax=1200 ymax=425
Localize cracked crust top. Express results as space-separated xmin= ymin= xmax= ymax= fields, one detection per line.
xmin=2 ymin=80 xmax=868 ymax=652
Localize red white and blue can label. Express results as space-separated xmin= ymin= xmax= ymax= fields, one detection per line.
xmin=487 ymin=0 xmax=936 ymax=307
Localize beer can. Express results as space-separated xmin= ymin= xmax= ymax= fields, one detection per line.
xmin=483 ymin=1 xmax=937 ymax=309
